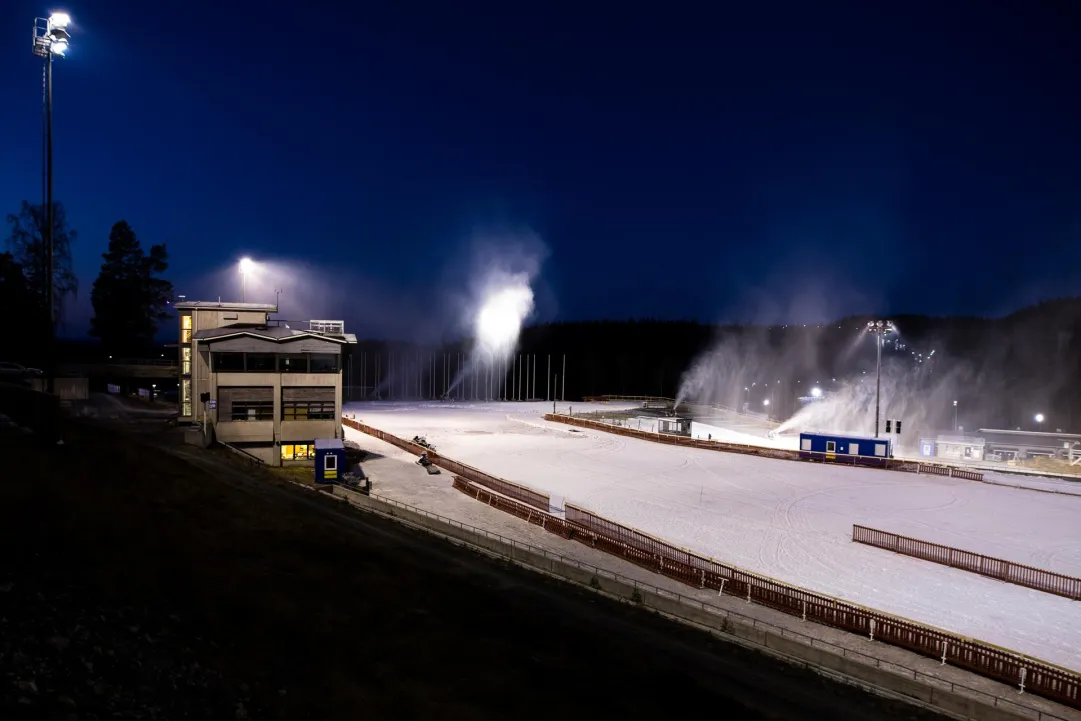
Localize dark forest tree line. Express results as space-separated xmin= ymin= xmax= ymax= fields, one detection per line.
xmin=348 ymin=300 xmax=1081 ymax=433
xmin=3 ymin=200 xmax=173 ymax=362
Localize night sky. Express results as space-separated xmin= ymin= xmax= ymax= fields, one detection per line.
xmin=1 ymin=1 xmax=1078 ymax=338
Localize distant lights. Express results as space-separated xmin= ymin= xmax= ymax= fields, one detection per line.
xmin=810 ymin=387 xmax=822 ymax=398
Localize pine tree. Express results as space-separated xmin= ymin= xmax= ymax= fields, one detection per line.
xmin=4 ymin=200 xmax=78 ymax=328
xmin=89 ymin=221 xmax=174 ymax=354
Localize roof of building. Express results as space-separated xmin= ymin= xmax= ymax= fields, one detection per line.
xmin=174 ymin=300 xmax=278 ymax=312
xmin=936 ymin=434 xmax=986 ymax=445
xmin=977 ymin=428 xmax=1081 ymax=440
xmin=314 ymin=438 xmax=345 ymax=450
xmin=192 ymin=324 xmax=357 ymax=344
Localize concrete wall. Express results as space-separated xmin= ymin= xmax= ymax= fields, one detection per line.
xmin=215 ymin=420 xmax=275 ymax=443
xmin=332 ymin=486 xmax=1041 ymax=721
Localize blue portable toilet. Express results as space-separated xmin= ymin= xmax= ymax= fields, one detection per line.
xmin=314 ymin=438 xmax=346 ymax=484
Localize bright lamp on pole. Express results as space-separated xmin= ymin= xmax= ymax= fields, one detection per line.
xmin=867 ymin=319 xmax=896 ymax=438
xmin=238 ymin=257 xmax=255 ymax=301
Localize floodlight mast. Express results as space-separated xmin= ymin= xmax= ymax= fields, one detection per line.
xmin=867 ymin=320 xmax=895 ymax=438
xmin=32 ymin=12 xmax=73 ymax=398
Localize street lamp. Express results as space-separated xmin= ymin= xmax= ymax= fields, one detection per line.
xmin=238 ymin=257 xmax=255 ymax=302
xmin=953 ymin=400 xmax=958 ymax=432
xmin=32 ymin=11 xmax=72 ymax=396
xmin=1035 ymin=413 xmax=1045 ymax=431
xmin=810 ymin=386 xmax=822 ymax=398
xmin=866 ymin=320 xmax=896 ymax=438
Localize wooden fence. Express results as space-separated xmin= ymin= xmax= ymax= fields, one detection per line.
xmin=342 ymin=417 xmax=551 ymax=512
xmin=545 ymin=413 xmax=986 ymax=482
xmin=853 ymin=525 xmax=1081 ymax=601
xmin=344 ymin=415 xmax=1079 ymax=709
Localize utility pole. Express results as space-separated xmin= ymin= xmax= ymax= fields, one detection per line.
xmin=562 ymin=354 xmax=566 ymax=402
xmin=547 ymin=354 xmax=551 ymax=401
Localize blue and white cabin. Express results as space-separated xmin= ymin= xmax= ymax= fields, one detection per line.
xmin=799 ymin=432 xmax=891 ymax=463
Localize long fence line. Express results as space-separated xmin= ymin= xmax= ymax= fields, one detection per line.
xmin=355 ymin=479 xmax=1074 ymax=721
xmin=342 ymin=417 xmax=551 ymax=511
xmin=343 ymin=415 xmax=1079 ymax=710
xmin=546 ymin=412 xmax=986 ymax=482
xmin=853 ymin=525 xmax=1081 ymax=602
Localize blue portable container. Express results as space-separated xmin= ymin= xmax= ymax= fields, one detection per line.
xmin=314 ymin=438 xmax=347 ymax=483
xmin=799 ymin=432 xmax=892 ymax=466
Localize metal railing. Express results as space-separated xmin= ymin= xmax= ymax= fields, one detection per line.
xmin=854 ymin=525 xmax=1081 ymax=601
xmin=343 ymin=415 xmax=1078 ymax=710
xmin=339 ymin=482 xmax=1076 ymax=721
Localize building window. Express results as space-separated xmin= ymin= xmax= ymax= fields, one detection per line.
xmin=279 ymin=354 xmax=308 ymax=373
xmin=180 ymin=315 xmax=192 ymax=343
xmin=181 ymin=379 xmax=191 ymax=403
xmin=182 ymin=402 xmax=192 ymax=417
xmin=309 ymin=354 xmax=339 ymax=372
xmin=826 ymin=440 xmax=836 ymax=453
xmin=282 ymin=401 xmax=336 ymax=421
xmin=281 ymin=443 xmax=315 ymax=461
xmin=213 ymin=352 xmax=245 ymax=372
xmin=181 ymin=347 xmax=192 ymax=376
xmin=231 ymin=401 xmax=274 ymax=421
xmin=246 ymin=354 xmax=276 ymax=372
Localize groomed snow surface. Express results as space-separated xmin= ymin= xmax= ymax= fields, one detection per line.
xmin=343 ymin=401 xmax=1081 ymax=671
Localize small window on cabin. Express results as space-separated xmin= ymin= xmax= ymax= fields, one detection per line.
xmin=801 ymin=438 xmax=811 ymax=451
xmin=826 ymin=441 xmax=836 ymax=453
xmin=849 ymin=443 xmax=859 ymax=455
xmin=875 ymin=443 xmax=887 ymax=457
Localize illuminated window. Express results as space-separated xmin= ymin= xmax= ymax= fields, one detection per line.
xmin=181 ymin=315 xmax=192 ymax=343
xmin=281 ymin=443 xmax=315 ymax=461
xmin=182 ymin=402 xmax=192 ymax=417
xmin=181 ymin=347 xmax=192 ymax=376
xmin=181 ymin=379 xmax=191 ymax=403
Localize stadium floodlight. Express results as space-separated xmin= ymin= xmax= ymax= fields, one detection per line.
xmin=31 ymin=10 xmax=74 ymax=404
xmin=866 ymin=320 xmax=895 ymax=438
xmin=238 ymin=257 xmax=256 ymax=301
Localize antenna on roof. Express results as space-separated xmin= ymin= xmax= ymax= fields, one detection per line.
xmin=274 ymin=288 xmax=282 ymax=311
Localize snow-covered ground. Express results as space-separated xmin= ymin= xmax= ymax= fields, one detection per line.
xmin=343 ymin=400 xmax=1081 ymax=671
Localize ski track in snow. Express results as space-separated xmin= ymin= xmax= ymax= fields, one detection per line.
xmin=345 ymin=400 xmax=1081 ymax=671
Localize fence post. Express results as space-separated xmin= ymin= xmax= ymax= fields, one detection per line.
xmin=747 ymin=583 xmax=752 ymax=604
xmin=1018 ymin=667 xmax=1026 ymax=694
xmin=941 ymin=642 xmax=948 ymax=665
xmin=801 ymin=600 xmax=806 ymax=621
xmin=718 ymin=578 xmax=726 ymax=597
xmin=869 ymin=618 xmax=875 ymax=641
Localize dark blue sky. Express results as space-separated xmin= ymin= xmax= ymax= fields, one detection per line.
xmin=2 ymin=0 xmax=1079 ymax=337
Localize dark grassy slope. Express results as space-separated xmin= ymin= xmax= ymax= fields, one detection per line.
xmin=0 ymin=421 xmax=946 ymax=720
